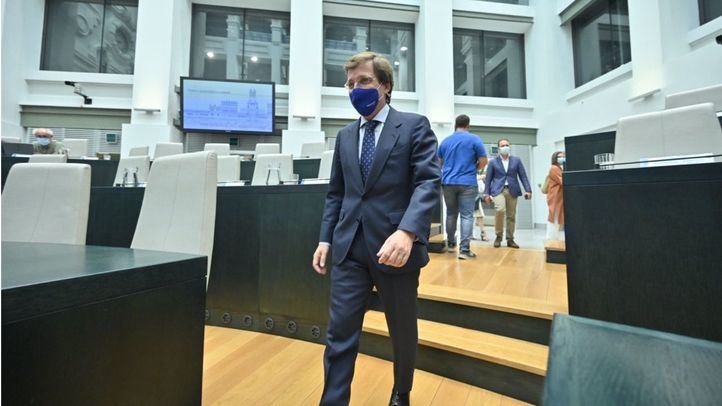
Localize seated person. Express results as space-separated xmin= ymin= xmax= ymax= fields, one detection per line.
xmin=32 ymin=128 xmax=66 ymax=155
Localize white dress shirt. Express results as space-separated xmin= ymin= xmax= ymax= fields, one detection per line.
xmin=502 ymin=156 xmax=510 ymax=186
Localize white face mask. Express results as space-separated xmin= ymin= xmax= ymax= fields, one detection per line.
xmin=37 ymin=138 xmax=51 ymax=146
xmin=499 ymin=146 xmax=510 ymax=155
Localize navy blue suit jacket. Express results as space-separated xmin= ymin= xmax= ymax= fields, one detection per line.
xmin=319 ymin=107 xmax=441 ymax=273
xmin=484 ymin=156 xmax=531 ymax=197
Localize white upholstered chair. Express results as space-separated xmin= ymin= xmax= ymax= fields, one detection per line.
xmin=614 ymin=102 xmax=722 ymax=165
xmin=29 ymin=154 xmax=67 ymax=163
xmin=131 ymin=151 xmax=218 ymax=279
xmin=251 ymin=153 xmax=293 ymax=185
xmin=217 ymin=155 xmax=241 ymax=182
xmin=2 ymin=136 xmax=21 ymax=143
xmin=113 ymin=155 xmax=151 ymax=186
xmin=300 ymin=142 xmax=326 ymax=158
xmin=129 ymin=146 xmax=149 ymax=156
xmin=666 ymin=84 xmax=722 ymax=112
xmin=204 ymin=143 xmax=231 ymax=156
xmin=254 ymin=143 xmax=280 ymax=156
xmin=62 ymin=138 xmax=88 ymax=158
xmin=317 ymin=150 xmax=334 ymax=179
xmin=153 ymin=142 xmax=183 ymax=159
xmin=2 ymin=163 xmax=91 ymax=244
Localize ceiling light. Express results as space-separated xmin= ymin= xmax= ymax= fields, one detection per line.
xmin=400 ymin=46 xmax=408 ymax=52
xmin=250 ymin=55 xmax=258 ymax=62
xmin=206 ymin=51 xmax=215 ymax=58
xmin=394 ymin=61 xmax=400 ymax=66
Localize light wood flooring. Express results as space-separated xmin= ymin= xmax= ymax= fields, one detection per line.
xmin=202 ymin=326 xmax=532 ymax=406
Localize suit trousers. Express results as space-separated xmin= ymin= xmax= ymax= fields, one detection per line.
xmin=493 ymin=186 xmax=518 ymax=240
xmin=320 ymin=226 xmax=420 ymax=406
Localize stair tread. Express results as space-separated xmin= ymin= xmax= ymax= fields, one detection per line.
xmin=544 ymin=240 xmax=566 ymax=251
xmin=419 ymin=284 xmax=567 ymax=320
xmin=363 ymin=310 xmax=548 ymax=376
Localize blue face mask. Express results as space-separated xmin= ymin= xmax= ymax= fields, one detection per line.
xmin=499 ymin=146 xmax=511 ymax=155
xmin=349 ymin=85 xmax=381 ymax=117
xmin=558 ymin=157 xmax=566 ymax=165
xmin=37 ymin=138 xmax=51 ymax=146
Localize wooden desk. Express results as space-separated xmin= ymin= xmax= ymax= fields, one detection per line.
xmin=1 ymin=242 xmax=207 ymax=405
xmin=564 ymin=162 xmax=722 ymax=342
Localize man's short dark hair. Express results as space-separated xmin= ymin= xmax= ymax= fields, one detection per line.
xmin=455 ymin=114 xmax=470 ymax=130
xmin=498 ymin=138 xmax=510 ymax=146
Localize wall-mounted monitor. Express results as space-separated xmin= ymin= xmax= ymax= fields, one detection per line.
xmin=180 ymin=77 xmax=275 ymax=135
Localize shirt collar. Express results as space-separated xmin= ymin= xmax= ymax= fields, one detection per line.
xmin=360 ymin=103 xmax=390 ymax=128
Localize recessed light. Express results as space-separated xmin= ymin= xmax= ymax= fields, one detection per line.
xmin=206 ymin=51 xmax=215 ymax=58
xmin=250 ymin=55 xmax=258 ymax=62
xmin=400 ymin=46 xmax=408 ymax=52
xmin=394 ymin=61 xmax=400 ymax=66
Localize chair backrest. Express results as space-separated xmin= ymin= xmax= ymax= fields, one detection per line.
xmin=666 ymin=84 xmax=722 ymax=112
xmin=217 ymin=155 xmax=241 ymax=182
xmin=2 ymin=163 xmax=91 ymax=244
xmin=2 ymin=136 xmax=21 ymax=143
xmin=614 ymin=103 xmax=722 ymax=165
xmin=63 ymin=138 xmax=88 ymax=158
xmin=28 ymin=154 xmax=67 ymax=163
xmin=301 ymin=142 xmax=326 ymax=158
xmin=153 ymin=142 xmax=183 ymax=159
xmin=251 ymin=153 xmax=293 ymax=186
xmin=129 ymin=146 xmax=149 ymax=157
xmin=113 ymin=155 xmax=151 ymax=185
xmin=543 ymin=314 xmax=722 ymax=405
xmin=318 ymin=150 xmax=334 ymax=179
xmin=254 ymin=143 xmax=280 ymax=156
xmin=204 ymin=143 xmax=231 ymax=156
xmin=131 ymin=151 xmax=217 ymax=278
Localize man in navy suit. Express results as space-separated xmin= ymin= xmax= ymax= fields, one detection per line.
xmin=483 ymin=139 xmax=532 ymax=248
xmin=312 ymin=51 xmax=441 ymax=406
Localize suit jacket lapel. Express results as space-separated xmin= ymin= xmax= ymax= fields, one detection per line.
xmin=346 ymin=119 xmax=363 ymax=188
xmin=496 ymin=156 xmax=507 ymax=175
xmin=363 ymin=107 xmax=400 ymax=194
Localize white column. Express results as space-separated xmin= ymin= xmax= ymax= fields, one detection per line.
xmin=225 ymin=15 xmax=241 ymax=80
xmin=121 ymin=0 xmax=189 ymax=157
xmin=628 ymin=0 xmax=664 ymax=98
xmin=283 ymin=0 xmax=324 ymax=156
xmin=417 ymin=0 xmax=455 ymax=138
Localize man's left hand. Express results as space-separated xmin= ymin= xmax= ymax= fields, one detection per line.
xmin=524 ymin=192 xmax=532 ymax=200
xmin=377 ymin=230 xmax=414 ymax=268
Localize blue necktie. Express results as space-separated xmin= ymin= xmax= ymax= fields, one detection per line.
xmin=360 ymin=120 xmax=380 ymax=184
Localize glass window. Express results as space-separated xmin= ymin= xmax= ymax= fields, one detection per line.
xmin=699 ymin=0 xmax=722 ymax=25
xmin=453 ymin=29 xmax=526 ymax=98
xmin=572 ymin=0 xmax=631 ymax=87
xmin=41 ymin=0 xmax=138 ymax=74
xmin=323 ymin=17 xmax=415 ymax=92
xmin=190 ymin=5 xmax=290 ymax=84
xmin=479 ymin=0 xmax=529 ymax=5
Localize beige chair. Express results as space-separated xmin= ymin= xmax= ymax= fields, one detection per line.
xmin=614 ymin=103 xmax=722 ymax=165
xmin=29 ymin=154 xmax=67 ymax=163
xmin=129 ymin=146 xmax=149 ymax=156
xmin=113 ymin=155 xmax=151 ymax=186
xmin=317 ymin=150 xmax=334 ymax=179
xmin=251 ymin=153 xmax=293 ymax=186
xmin=204 ymin=143 xmax=231 ymax=156
xmin=301 ymin=142 xmax=326 ymax=158
xmin=217 ymin=155 xmax=241 ymax=182
xmin=2 ymin=136 xmax=21 ymax=143
xmin=63 ymin=138 xmax=88 ymax=158
xmin=153 ymin=142 xmax=183 ymax=159
xmin=666 ymin=84 xmax=722 ymax=112
xmin=254 ymin=143 xmax=280 ymax=156
xmin=131 ymin=151 xmax=217 ymax=279
xmin=2 ymin=163 xmax=91 ymax=244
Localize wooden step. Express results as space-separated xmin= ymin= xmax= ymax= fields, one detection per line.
xmin=544 ymin=240 xmax=566 ymax=264
xmin=418 ymin=284 xmax=566 ymax=320
xmin=362 ymin=310 xmax=548 ymax=376
xmin=544 ymin=240 xmax=565 ymax=251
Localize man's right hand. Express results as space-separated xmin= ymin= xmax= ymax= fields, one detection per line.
xmin=312 ymin=244 xmax=330 ymax=275
xmin=484 ymin=195 xmax=492 ymax=203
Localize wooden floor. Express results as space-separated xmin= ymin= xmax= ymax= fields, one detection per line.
xmin=421 ymin=247 xmax=568 ymax=313
xmin=202 ymin=326 xmax=532 ymax=406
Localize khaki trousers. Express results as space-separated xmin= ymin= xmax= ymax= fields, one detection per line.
xmin=492 ymin=187 xmax=518 ymax=240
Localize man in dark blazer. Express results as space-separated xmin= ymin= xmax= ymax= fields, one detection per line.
xmin=312 ymin=51 xmax=441 ymax=406
xmin=483 ymin=139 xmax=532 ymax=248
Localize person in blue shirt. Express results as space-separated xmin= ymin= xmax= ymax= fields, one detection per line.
xmin=438 ymin=115 xmax=488 ymax=259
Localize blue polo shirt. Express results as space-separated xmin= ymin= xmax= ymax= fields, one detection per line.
xmin=438 ymin=131 xmax=487 ymax=186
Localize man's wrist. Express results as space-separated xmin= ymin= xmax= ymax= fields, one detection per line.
xmin=398 ymin=229 xmax=417 ymax=241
